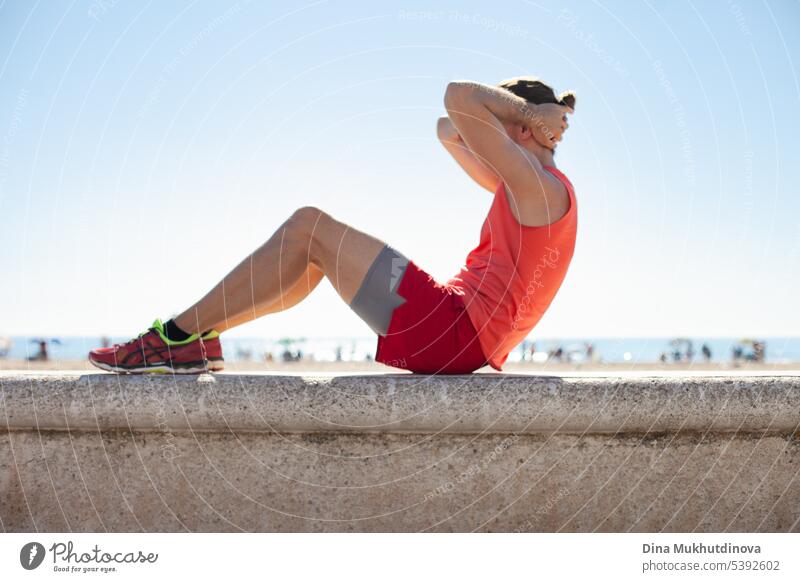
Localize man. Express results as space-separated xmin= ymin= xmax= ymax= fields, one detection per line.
xmin=90 ymin=77 xmax=577 ymax=374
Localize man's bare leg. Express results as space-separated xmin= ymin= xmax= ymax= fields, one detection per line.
xmin=209 ymin=264 xmax=323 ymax=330
xmin=173 ymin=207 xmax=386 ymax=334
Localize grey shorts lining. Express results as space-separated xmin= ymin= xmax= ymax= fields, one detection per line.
xmin=349 ymin=244 xmax=409 ymax=336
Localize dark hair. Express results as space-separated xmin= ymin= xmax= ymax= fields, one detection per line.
xmin=498 ymin=76 xmax=576 ymax=110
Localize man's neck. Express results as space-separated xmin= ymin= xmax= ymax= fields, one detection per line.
xmin=539 ymin=149 xmax=556 ymax=168
xmin=527 ymin=144 xmax=556 ymax=168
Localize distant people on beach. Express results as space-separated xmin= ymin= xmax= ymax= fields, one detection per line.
xmin=754 ymin=341 xmax=765 ymax=362
xmin=0 ymin=336 xmax=11 ymax=358
xmin=528 ymin=342 xmax=598 ymax=364
xmin=659 ymin=339 xmax=721 ymax=365
xmin=28 ymin=339 xmax=50 ymax=361
xmin=657 ymin=338 xmax=772 ymax=366
xmin=668 ymin=338 xmax=694 ymax=363
xmin=519 ymin=340 xmax=538 ymax=362
xmin=281 ymin=348 xmax=303 ymax=362
xmin=732 ymin=339 xmax=765 ymax=364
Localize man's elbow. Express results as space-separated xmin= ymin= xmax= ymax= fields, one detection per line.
xmin=444 ymin=81 xmax=476 ymax=113
xmin=436 ymin=116 xmax=446 ymax=139
xmin=437 ymin=116 xmax=455 ymax=141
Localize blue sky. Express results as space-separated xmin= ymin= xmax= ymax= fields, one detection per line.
xmin=0 ymin=0 xmax=798 ymax=339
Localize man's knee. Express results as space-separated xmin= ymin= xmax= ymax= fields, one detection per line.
xmin=285 ymin=206 xmax=329 ymax=239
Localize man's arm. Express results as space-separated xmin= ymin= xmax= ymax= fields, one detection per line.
xmin=437 ymin=116 xmax=500 ymax=192
xmin=443 ymin=81 xmax=568 ymax=205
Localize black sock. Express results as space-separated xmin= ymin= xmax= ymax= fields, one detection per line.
xmin=163 ymin=319 xmax=192 ymax=342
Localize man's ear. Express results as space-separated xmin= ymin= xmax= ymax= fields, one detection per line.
xmin=515 ymin=124 xmax=536 ymax=144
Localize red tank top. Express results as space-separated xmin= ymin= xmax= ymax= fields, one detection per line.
xmin=447 ymin=167 xmax=577 ymax=370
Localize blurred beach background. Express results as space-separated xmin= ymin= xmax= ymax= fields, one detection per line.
xmin=1 ymin=334 xmax=796 ymax=372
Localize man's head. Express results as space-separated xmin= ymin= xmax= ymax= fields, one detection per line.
xmin=499 ymin=76 xmax=576 ymax=152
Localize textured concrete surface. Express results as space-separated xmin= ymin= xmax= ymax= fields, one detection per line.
xmin=2 ymin=372 xmax=799 ymax=532
xmin=2 ymin=372 xmax=800 ymax=433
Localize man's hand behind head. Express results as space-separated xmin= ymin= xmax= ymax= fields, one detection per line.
xmin=527 ymin=103 xmax=573 ymax=150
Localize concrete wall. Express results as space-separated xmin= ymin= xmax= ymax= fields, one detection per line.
xmin=2 ymin=372 xmax=799 ymax=532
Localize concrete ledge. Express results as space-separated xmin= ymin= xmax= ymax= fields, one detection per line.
xmin=2 ymin=372 xmax=799 ymax=532
xmin=2 ymin=372 xmax=799 ymax=434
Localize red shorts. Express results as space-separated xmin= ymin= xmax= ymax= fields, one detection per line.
xmin=375 ymin=261 xmax=487 ymax=374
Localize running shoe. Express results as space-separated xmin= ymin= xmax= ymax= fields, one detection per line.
xmin=200 ymin=329 xmax=225 ymax=372
xmin=88 ymin=319 xmax=221 ymax=374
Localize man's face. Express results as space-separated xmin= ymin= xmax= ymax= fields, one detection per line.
xmin=504 ymin=121 xmax=555 ymax=153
